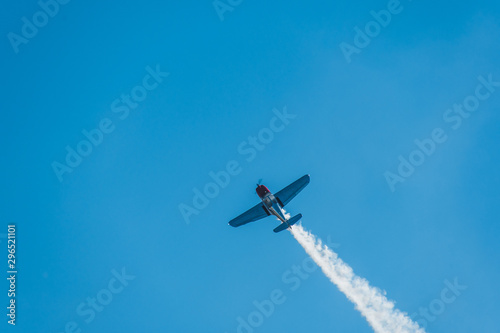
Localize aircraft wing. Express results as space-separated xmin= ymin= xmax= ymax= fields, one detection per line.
xmin=228 ymin=203 xmax=270 ymax=227
xmin=275 ymin=174 xmax=310 ymax=207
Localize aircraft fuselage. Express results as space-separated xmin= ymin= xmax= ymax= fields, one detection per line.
xmin=257 ymin=185 xmax=287 ymax=222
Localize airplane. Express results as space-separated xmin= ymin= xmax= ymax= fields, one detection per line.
xmin=228 ymin=174 xmax=310 ymax=233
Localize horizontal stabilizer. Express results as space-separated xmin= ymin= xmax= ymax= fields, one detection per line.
xmin=273 ymin=214 xmax=302 ymax=233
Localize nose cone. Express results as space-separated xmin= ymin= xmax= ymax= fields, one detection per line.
xmin=256 ymin=185 xmax=270 ymax=198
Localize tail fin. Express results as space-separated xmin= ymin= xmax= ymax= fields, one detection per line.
xmin=273 ymin=214 xmax=302 ymax=233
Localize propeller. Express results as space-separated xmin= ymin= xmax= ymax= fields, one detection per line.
xmin=256 ymin=178 xmax=263 ymax=187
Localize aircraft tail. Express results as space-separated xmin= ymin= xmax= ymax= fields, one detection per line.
xmin=273 ymin=214 xmax=302 ymax=233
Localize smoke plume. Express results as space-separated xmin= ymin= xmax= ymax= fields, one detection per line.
xmin=290 ymin=223 xmax=424 ymax=333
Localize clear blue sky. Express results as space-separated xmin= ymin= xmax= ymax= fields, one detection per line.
xmin=2 ymin=0 xmax=500 ymax=332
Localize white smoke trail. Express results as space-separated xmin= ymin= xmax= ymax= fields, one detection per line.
xmin=290 ymin=223 xmax=424 ymax=333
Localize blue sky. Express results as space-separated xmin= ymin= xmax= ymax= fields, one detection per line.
xmin=1 ymin=0 xmax=500 ymax=332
